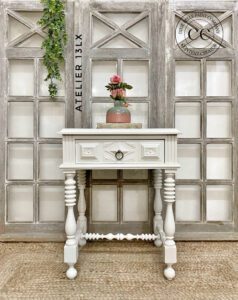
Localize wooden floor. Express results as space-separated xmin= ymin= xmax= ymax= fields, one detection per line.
xmin=0 ymin=241 xmax=237 ymax=299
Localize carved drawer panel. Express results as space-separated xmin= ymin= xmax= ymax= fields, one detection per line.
xmin=75 ymin=140 xmax=164 ymax=164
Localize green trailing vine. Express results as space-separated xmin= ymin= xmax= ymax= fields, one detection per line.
xmin=38 ymin=0 xmax=67 ymax=98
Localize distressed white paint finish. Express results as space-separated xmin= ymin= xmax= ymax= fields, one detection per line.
xmin=60 ymin=129 xmax=179 ymax=170
xmin=64 ymin=172 xmax=78 ymax=280
xmin=75 ymin=139 xmax=164 ymax=163
xmin=77 ymin=170 xmax=87 ymax=246
xmin=164 ymin=136 xmax=178 ymax=166
xmin=81 ymin=233 xmax=160 ymax=241
xmin=60 ymin=129 xmax=179 ymax=280
xmin=60 ymin=128 xmax=179 ymax=136
xmin=153 ymin=169 xmax=163 ymax=247
xmin=163 ymin=171 xmax=177 ymax=280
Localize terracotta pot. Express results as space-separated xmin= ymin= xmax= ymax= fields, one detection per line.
xmin=106 ymin=100 xmax=131 ymax=123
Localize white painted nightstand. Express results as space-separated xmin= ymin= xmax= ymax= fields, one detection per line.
xmin=60 ymin=129 xmax=180 ymax=280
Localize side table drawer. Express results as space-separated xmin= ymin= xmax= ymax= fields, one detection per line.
xmin=75 ymin=140 xmax=164 ymax=164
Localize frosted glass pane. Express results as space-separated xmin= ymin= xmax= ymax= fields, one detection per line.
xmin=39 ymin=186 xmax=65 ymax=222
xmin=123 ymin=185 xmax=148 ymax=222
xmin=175 ymin=61 xmax=200 ymax=96
xmin=18 ymin=34 xmax=43 ymax=48
xmin=175 ymin=103 xmax=200 ymax=138
xmin=9 ymin=60 xmax=34 ymax=96
xmin=123 ymin=61 xmax=148 ymax=97
xmin=92 ymin=61 xmax=117 ymax=97
xmin=219 ymin=17 xmax=232 ymax=44
xmin=92 ymin=102 xmax=148 ymax=128
xmin=102 ymin=35 xmax=138 ymax=48
xmin=92 ymin=103 xmax=112 ymax=127
xmin=8 ymin=144 xmax=33 ymax=180
xmin=92 ymin=170 xmax=117 ymax=179
xmin=8 ymin=102 xmax=34 ymax=138
xmin=92 ymin=185 xmax=117 ymax=222
xmin=7 ymin=185 xmax=33 ymax=222
xmin=177 ymin=144 xmax=200 ymax=179
xmin=127 ymin=103 xmax=148 ymax=127
xmin=103 ymin=12 xmax=139 ymax=27
xmin=8 ymin=16 xmax=29 ymax=42
xmin=207 ymin=102 xmax=232 ymax=138
xmin=123 ymin=170 xmax=148 ymax=179
xmin=212 ymin=14 xmax=232 ymax=45
xmin=207 ymin=144 xmax=232 ymax=180
xmin=207 ymin=185 xmax=232 ymax=221
xmin=176 ymin=185 xmax=200 ymax=221
xmin=19 ymin=11 xmax=42 ymax=24
xmin=39 ymin=102 xmax=65 ymax=138
xmin=206 ymin=61 xmax=231 ymax=96
xmin=92 ymin=17 xmax=112 ymax=44
xmin=39 ymin=61 xmax=65 ymax=96
xmin=39 ymin=144 xmax=63 ymax=180
xmin=127 ymin=17 xmax=149 ymax=43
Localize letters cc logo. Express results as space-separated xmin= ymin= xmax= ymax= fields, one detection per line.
xmin=175 ymin=11 xmax=224 ymax=58
xmin=188 ymin=28 xmax=211 ymax=41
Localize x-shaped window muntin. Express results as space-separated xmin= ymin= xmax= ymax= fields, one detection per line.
xmin=91 ymin=10 xmax=149 ymax=49
xmin=7 ymin=9 xmax=46 ymax=48
xmin=175 ymin=10 xmax=233 ymax=50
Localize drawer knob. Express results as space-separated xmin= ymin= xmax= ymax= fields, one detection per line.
xmin=115 ymin=150 xmax=124 ymax=161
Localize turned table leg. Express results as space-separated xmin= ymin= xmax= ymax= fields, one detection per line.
xmin=77 ymin=170 xmax=87 ymax=247
xmin=153 ymin=169 xmax=163 ymax=247
xmin=64 ymin=172 xmax=78 ymax=279
xmin=163 ymin=171 xmax=177 ymax=280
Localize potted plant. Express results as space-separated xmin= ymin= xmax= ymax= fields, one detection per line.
xmin=105 ymin=75 xmax=133 ymax=123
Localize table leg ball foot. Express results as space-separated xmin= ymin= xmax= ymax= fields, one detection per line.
xmin=164 ymin=265 xmax=175 ymax=280
xmin=66 ymin=266 xmax=77 ymax=279
xmin=154 ymin=239 xmax=163 ymax=247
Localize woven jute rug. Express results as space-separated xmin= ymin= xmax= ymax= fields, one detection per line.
xmin=0 ymin=241 xmax=237 ymax=300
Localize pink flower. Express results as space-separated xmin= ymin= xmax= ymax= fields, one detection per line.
xmin=110 ymin=89 xmax=118 ymax=98
xmin=117 ymin=88 xmax=126 ymax=98
xmin=110 ymin=74 xmax=122 ymax=84
xmin=110 ymin=88 xmax=126 ymax=99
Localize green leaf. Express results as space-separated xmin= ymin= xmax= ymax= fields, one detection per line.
xmin=38 ymin=0 xmax=67 ymax=99
xmin=125 ymin=84 xmax=133 ymax=89
xmin=49 ymin=82 xmax=57 ymax=98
